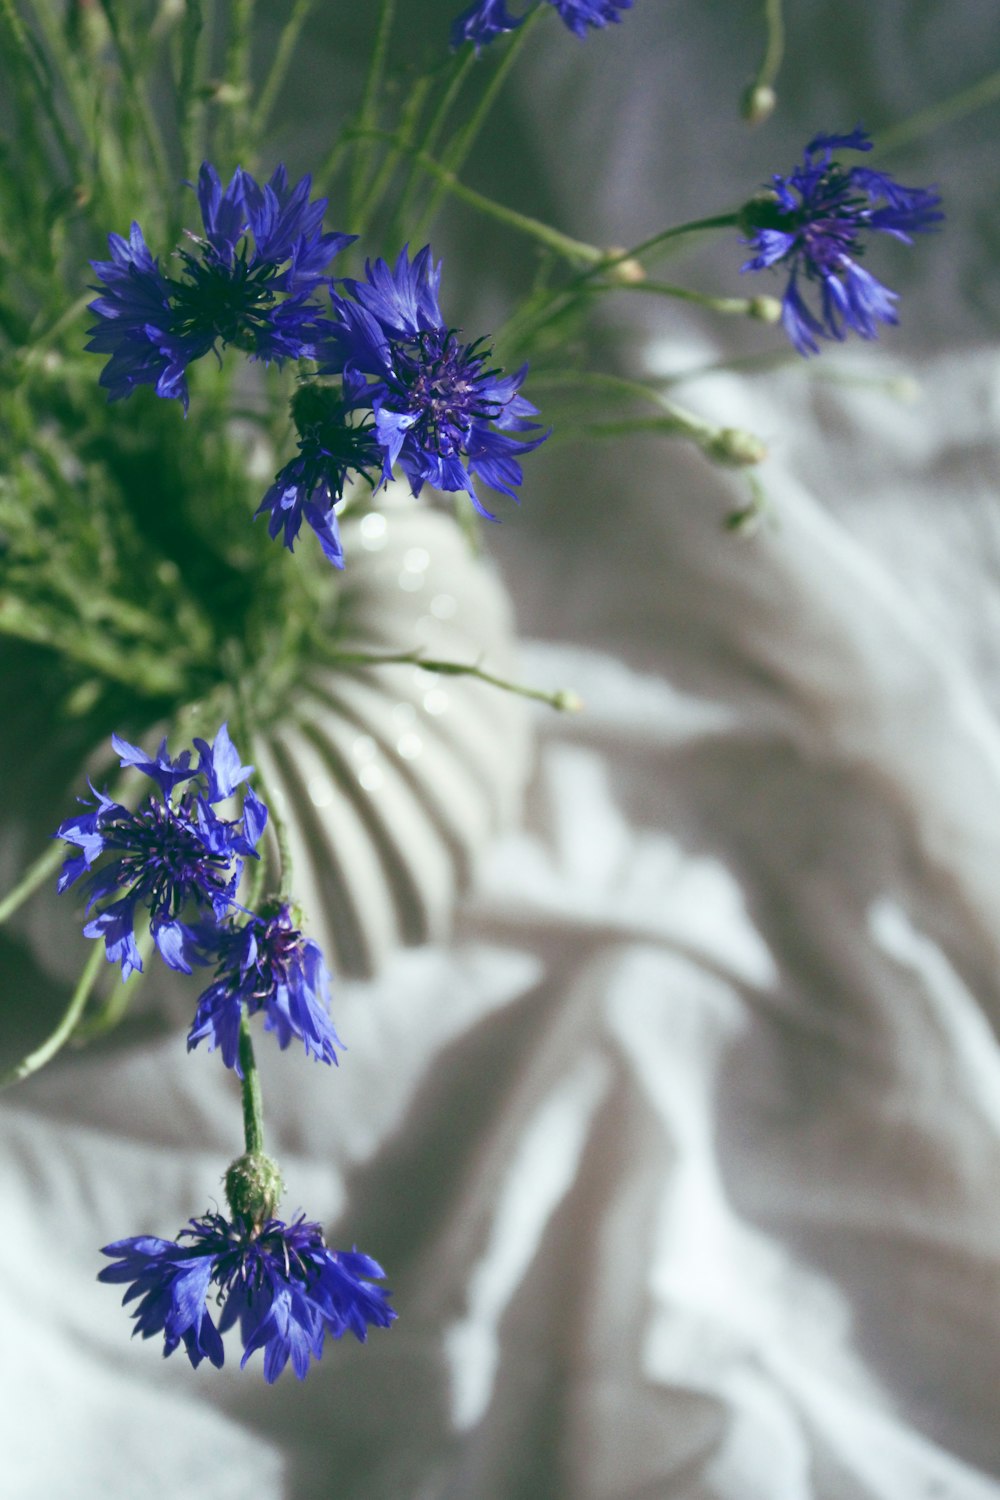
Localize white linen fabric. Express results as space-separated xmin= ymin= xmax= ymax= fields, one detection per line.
xmin=3 ymin=3 xmax=1000 ymax=1497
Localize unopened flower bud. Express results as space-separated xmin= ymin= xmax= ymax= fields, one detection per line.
xmin=741 ymin=84 xmax=777 ymax=127
xmin=603 ymin=249 xmax=646 ymax=285
xmin=552 ymin=689 xmax=584 ymax=713
xmin=748 ymin=295 xmax=782 ymax=324
xmin=705 ymin=428 xmax=768 ymax=467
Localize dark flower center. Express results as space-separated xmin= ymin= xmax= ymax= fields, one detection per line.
xmin=105 ymin=799 xmax=232 ymax=916
xmin=173 ymin=249 xmax=279 ymax=349
xmin=390 ymin=330 xmax=504 ymax=455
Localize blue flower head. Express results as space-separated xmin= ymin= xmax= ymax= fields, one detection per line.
xmin=99 ymin=1212 xmax=396 ymax=1382
xmin=451 ymin=0 xmax=631 ymax=47
xmin=740 ymin=128 xmax=943 ymax=356
xmin=550 ymin=0 xmax=633 ymax=35
xmin=54 ymin=723 xmax=268 ymax=979
xmin=255 ymin=384 xmax=383 ymax=568
xmin=321 ymin=245 xmax=548 ymax=517
xmin=450 ymin=0 xmax=523 ymax=49
xmin=187 ymin=902 xmax=342 ymax=1073
xmin=87 ymin=164 xmax=354 ymax=410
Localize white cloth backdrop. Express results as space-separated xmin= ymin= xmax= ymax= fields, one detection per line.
xmin=3 ymin=2 xmax=1000 ymax=1496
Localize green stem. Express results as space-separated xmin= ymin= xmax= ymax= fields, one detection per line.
xmin=238 ymin=1015 xmax=265 ymax=1155
xmin=0 ymin=0 xmax=82 ymax=177
xmin=0 ymin=942 xmax=104 ymax=1092
xmin=253 ymin=765 xmax=293 ymax=900
xmin=223 ymin=0 xmax=255 ymax=152
xmin=349 ymin=75 xmax=433 ymax=242
xmin=320 ymin=650 xmax=581 ymax=711
xmin=347 ymin=0 xmax=396 ymax=228
xmin=754 ymin=0 xmax=784 ymax=90
xmin=876 ymin=64 xmax=1000 ymax=156
xmin=415 ymin=6 xmax=542 ymax=237
xmin=250 ymin=0 xmax=316 ymax=140
xmin=388 ymin=50 xmax=477 ymax=249
xmin=174 ymin=0 xmax=206 ymax=191
xmin=72 ymin=931 xmax=153 ymax=1041
xmin=379 ymin=138 xmax=605 ymax=265
xmin=584 ymin=279 xmax=776 ymax=318
xmin=20 ymin=292 xmax=92 ymax=363
xmin=499 ymin=213 xmax=740 ymax=354
xmin=0 ymin=841 xmax=64 ymax=926
xmin=97 ymin=0 xmax=173 ymax=195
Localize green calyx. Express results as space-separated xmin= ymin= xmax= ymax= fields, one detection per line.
xmin=224 ymin=1150 xmax=285 ymax=1226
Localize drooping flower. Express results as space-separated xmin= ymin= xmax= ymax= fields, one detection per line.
xmin=87 ymin=163 xmax=354 ymax=410
xmin=549 ymin=0 xmax=633 ymax=35
xmin=54 ymin=723 xmax=267 ymax=979
xmin=451 ymin=0 xmax=631 ymax=47
xmin=99 ymin=1212 xmax=395 ymax=1382
xmin=740 ymin=128 xmax=943 ymax=356
xmin=187 ymin=903 xmax=342 ymax=1073
xmin=450 ymin=0 xmax=523 ymax=49
xmin=255 ymin=384 xmax=382 ymax=567
xmin=320 ymin=245 xmax=548 ymax=517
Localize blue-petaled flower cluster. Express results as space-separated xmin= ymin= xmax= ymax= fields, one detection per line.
xmin=55 ymin=724 xmax=266 ymax=980
xmin=740 ymin=128 xmax=943 ymax=356
xmin=55 ymin=726 xmax=343 ymax=1077
xmin=320 ymin=245 xmax=548 ymax=519
xmin=88 ymin=164 xmax=548 ymax=565
xmin=88 ymin=164 xmax=353 ymax=411
xmin=187 ymin=903 xmax=342 ymax=1074
xmin=99 ymin=1212 xmax=395 ymax=1382
xmin=451 ymin=0 xmax=632 ymax=49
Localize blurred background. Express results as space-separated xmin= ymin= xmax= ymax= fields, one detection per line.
xmin=2 ymin=2 xmax=1000 ymax=1497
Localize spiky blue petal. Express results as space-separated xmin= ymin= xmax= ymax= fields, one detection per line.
xmin=99 ymin=1213 xmax=395 ymax=1381
xmin=320 ymin=246 xmax=548 ymax=515
xmin=740 ymin=128 xmax=942 ymax=355
xmin=55 ymin=725 xmax=266 ymax=978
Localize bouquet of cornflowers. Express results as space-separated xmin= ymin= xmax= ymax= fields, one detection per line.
xmin=0 ymin=0 xmax=951 ymax=1384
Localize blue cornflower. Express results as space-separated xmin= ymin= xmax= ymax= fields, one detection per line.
xmin=187 ymin=903 xmax=342 ymax=1073
xmin=740 ymin=128 xmax=943 ymax=356
xmin=550 ymin=0 xmax=633 ymax=35
xmin=87 ymin=163 xmax=353 ymax=411
xmin=255 ymin=385 xmax=382 ymax=567
xmin=451 ymin=0 xmax=631 ymax=47
xmin=99 ymin=1212 xmax=396 ymax=1382
xmin=320 ymin=245 xmax=548 ymax=517
xmin=451 ymin=0 xmax=523 ymax=48
xmin=55 ymin=723 xmax=268 ymax=979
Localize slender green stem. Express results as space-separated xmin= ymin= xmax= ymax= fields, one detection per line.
xmin=0 ymin=0 xmax=82 ymax=177
xmin=375 ymin=137 xmax=605 ymax=265
xmin=0 ymin=841 xmax=64 ymax=926
xmin=250 ymin=0 xmax=316 ymax=140
xmin=350 ymin=76 xmax=434 ymax=241
xmin=321 ymin=650 xmax=581 ymax=711
xmin=253 ymin=765 xmax=293 ymax=900
xmin=347 ymin=0 xmax=396 ymax=227
xmin=97 ymin=0 xmax=173 ymax=197
xmin=753 ymin=0 xmax=784 ymax=91
xmin=584 ymin=279 xmax=775 ymax=317
xmin=416 ymin=7 xmax=542 ymax=237
xmin=238 ymin=1016 xmax=265 ymax=1155
xmin=388 ymin=50 xmax=476 ymax=248
xmin=223 ymin=0 xmax=255 ymax=152
xmin=499 ymin=213 xmax=741 ymax=354
xmin=174 ymin=0 xmax=206 ymax=191
xmin=0 ymin=942 xmax=104 ymax=1092
xmin=72 ymin=931 xmax=153 ymax=1041
xmin=20 ymin=292 xmax=91 ymax=363
xmin=877 ymin=64 xmax=1000 ymax=156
